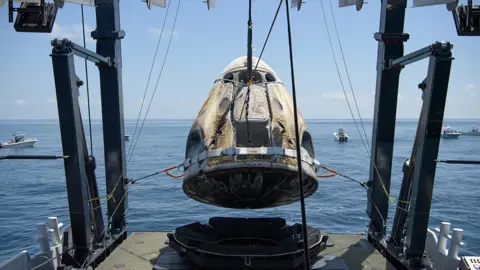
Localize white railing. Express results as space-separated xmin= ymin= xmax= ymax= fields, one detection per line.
xmin=0 ymin=217 xmax=71 ymax=270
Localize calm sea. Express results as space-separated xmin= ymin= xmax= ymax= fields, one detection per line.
xmin=0 ymin=119 xmax=479 ymax=262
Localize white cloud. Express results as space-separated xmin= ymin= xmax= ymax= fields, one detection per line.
xmin=149 ymin=27 xmax=178 ymax=37
xmin=47 ymin=98 xmax=57 ymax=104
xmin=398 ymin=94 xmax=404 ymax=100
xmin=139 ymin=97 xmax=148 ymax=104
xmin=319 ymin=91 xmax=351 ymax=102
xmin=50 ymin=24 xmax=95 ymax=43
xmin=15 ymin=99 xmax=26 ymax=106
xmin=465 ymin=84 xmax=477 ymax=97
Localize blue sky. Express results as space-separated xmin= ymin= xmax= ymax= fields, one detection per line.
xmin=0 ymin=0 xmax=478 ymax=119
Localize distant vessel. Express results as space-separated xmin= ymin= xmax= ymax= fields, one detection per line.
xmin=463 ymin=127 xmax=480 ymax=136
xmin=334 ymin=128 xmax=349 ymax=141
xmin=441 ymin=125 xmax=461 ymax=139
xmin=0 ymin=133 xmax=37 ymax=148
xmin=125 ymin=129 xmax=130 ymax=141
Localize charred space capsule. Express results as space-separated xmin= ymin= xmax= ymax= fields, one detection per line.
xmin=182 ymin=56 xmax=319 ymax=209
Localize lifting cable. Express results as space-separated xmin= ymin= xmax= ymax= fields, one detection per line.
xmin=320 ymin=1 xmax=402 ymax=209
xmin=89 ymin=165 xmax=183 ymax=203
xmin=80 ymin=4 xmax=101 ymax=238
xmin=90 ymin=2 xmax=182 ymax=246
xmin=327 ymin=1 xmax=370 ymax=148
xmin=319 ymin=1 xmax=369 ymax=153
xmin=81 ymin=4 xmax=94 ymax=155
xmin=127 ymin=0 xmax=172 ymax=162
xmin=241 ymin=0 xmax=282 ymax=146
xmin=244 ymin=0 xmax=254 ymax=147
xmin=125 ymin=165 xmax=183 ymax=183
xmin=317 ymin=165 xmax=407 ymax=210
xmin=253 ymin=0 xmax=283 ymax=74
xmin=82 ymin=187 xmax=129 ymax=268
xmin=127 ymin=0 xmax=182 ymax=165
xmin=318 ymin=165 xmax=366 ymax=186
xmin=284 ymin=0 xmax=310 ymax=269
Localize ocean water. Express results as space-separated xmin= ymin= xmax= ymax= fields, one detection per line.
xmin=0 ymin=119 xmax=478 ymax=262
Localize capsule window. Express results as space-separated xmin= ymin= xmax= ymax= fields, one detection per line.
xmin=223 ymin=73 xmax=234 ymax=83
xmin=301 ymin=131 xmax=315 ymax=159
xmin=238 ymin=70 xmax=263 ymax=84
xmin=186 ymin=128 xmax=205 ymax=158
xmin=265 ymin=73 xmax=276 ymax=83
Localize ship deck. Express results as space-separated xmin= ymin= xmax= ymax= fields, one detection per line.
xmin=96 ymin=232 xmax=394 ymax=269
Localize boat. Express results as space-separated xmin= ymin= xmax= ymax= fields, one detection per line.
xmin=183 ymin=56 xmax=318 ymax=209
xmin=1 ymin=0 xmax=479 ymax=269
xmin=463 ymin=127 xmax=480 ymax=136
xmin=0 ymin=133 xmax=37 ymax=148
xmin=124 ymin=129 xmax=130 ymax=141
xmin=333 ymin=128 xmax=349 ymax=141
xmin=441 ymin=125 xmax=461 ymax=139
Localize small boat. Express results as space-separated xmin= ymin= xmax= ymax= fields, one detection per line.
xmin=125 ymin=129 xmax=130 ymax=141
xmin=462 ymin=127 xmax=480 ymax=136
xmin=441 ymin=125 xmax=461 ymax=139
xmin=0 ymin=133 xmax=38 ymax=148
xmin=333 ymin=128 xmax=349 ymax=141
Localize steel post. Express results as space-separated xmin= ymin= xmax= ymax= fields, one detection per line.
xmin=368 ymin=0 xmax=409 ymax=236
xmin=405 ymin=48 xmax=454 ymax=258
xmin=50 ymin=39 xmax=93 ymax=262
xmin=93 ymin=0 xmax=128 ymax=233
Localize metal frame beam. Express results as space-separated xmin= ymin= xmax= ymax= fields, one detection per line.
xmin=50 ymin=39 xmax=93 ymax=262
xmin=389 ymin=44 xmax=433 ymax=68
xmin=368 ymin=42 xmax=454 ymax=269
xmin=404 ymin=44 xmax=453 ymax=258
xmin=367 ymin=0 xmax=409 ymax=237
xmin=70 ymin=41 xmax=112 ymax=66
xmin=390 ymin=42 xmax=454 ymax=248
xmin=93 ymin=0 xmax=128 ymax=233
xmin=49 ymin=35 xmax=128 ymax=268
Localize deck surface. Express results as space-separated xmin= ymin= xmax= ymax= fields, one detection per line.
xmin=96 ymin=231 xmax=394 ymax=269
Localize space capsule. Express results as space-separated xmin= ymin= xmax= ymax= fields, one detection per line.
xmin=182 ymin=56 xmax=319 ymax=209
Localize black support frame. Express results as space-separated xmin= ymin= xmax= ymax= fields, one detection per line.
xmin=92 ymin=0 xmax=128 ymax=233
xmin=367 ymin=0 xmax=409 ymax=238
xmin=50 ymin=36 xmax=128 ymax=267
xmin=404 ymin=43 xmax=454 ymax=259
xmin=368 ymin=36 xmax=454 ymax=269
xmin=51 ymin=40 xmax=93 ymax=263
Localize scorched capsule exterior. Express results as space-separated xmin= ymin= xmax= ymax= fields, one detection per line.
xmin=182 ymin=56 xmax=319 ymax=209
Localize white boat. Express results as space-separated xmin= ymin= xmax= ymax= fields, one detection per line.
xmin=462 ymin=127 xmax=480 ymax=136
xmin=125 ymin=129 xmax=130 ymax=141
xmin=0 ymin=133 xmax=38 ymax=148
xmin=334 ymin=128 xmax=349 ymax=141
xmin=441 ymin=125 xmax=461 ymax=139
